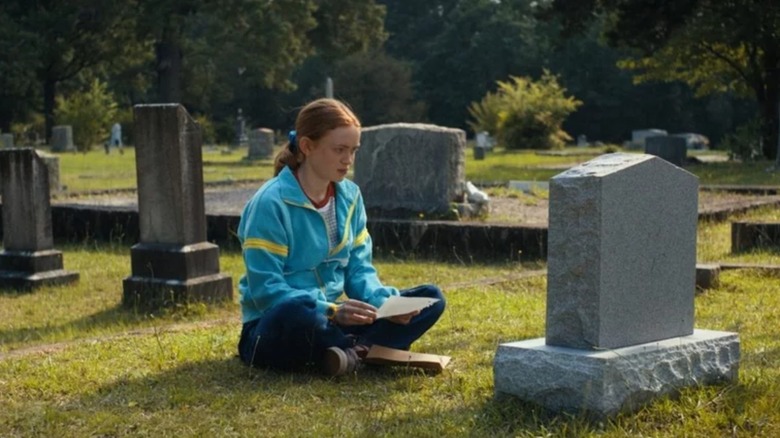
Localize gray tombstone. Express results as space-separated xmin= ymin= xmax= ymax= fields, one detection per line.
xmin=123 ymin=104 xmax=233 ymax=309
xmin=36 ymin=150 xmax=62 ymax=192
xmin=246 ymin=128 xmax=274 ymax=160
xmin=233 ymin=108 xmax=248 ymax=148
xmin=629 ymin=128 xmax=667 ymax=149
xmin=51 ymin=126 xmax=75 ymax=152
xmin=494 ymin=153 xmax=740 ymax=419
xmin=325 ymin=77 xmax=334 ymax=99
xmin=0 ymin=148 xmax=79 ymax=290
xmin=645 ymin=135 xmax=688 ymax=167
xmin=354 ymin=123 xmax=465 ymax=216
xmin=0 ymin=149 xmax=61 ymax=200
xmin=1 ymin=133 xmax=13 ymax=149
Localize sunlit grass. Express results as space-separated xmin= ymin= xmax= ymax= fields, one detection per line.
xmin=55 ymin=146 xmax=780 ymax=194
xmin=57 ymin=146 xmax=277 ymax=193
xmin=698 ymin=206 xmax=780 ymax=264
xmin=3 ymin=145 xmax=779 ymax=436
xmin=1 ymin=255 xmax=778 ymax=436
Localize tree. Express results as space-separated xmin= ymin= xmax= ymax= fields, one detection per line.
xmin=331 ymin=50 xmax=426 ymax=126
xmin=0 ymin=1 xmax=138 ymax=140
xmin=55 ymin=79 xmax=118 ymax=151
xmin=381 ymin=0 xmax=547 ymax=130
xmin=136 ymin=0 xmax=387 ymax=105
xmin=468 ymin=71 xmax=582 ymax=150
xmin=545 ymin=0 xmax=780 ymax=162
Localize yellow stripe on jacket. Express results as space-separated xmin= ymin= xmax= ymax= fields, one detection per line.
xmin=243 ymin=238 xmax=288 ymax=257
xmin=354 ymin=228 xmax=369 ymax=247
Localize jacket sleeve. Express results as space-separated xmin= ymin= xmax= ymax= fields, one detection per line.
xmin=240 ymin=195 xmax=333 ymax=317
xmin=343 ymin=192 xmax=399 ymax=308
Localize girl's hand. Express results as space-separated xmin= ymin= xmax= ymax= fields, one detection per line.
xmin=387 ymin=310 xmax=420 ymax=325
xmin=334 ymin=299 xmax=377 ymax=326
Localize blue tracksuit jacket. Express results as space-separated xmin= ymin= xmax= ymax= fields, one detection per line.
xmin=237 ymin=166 xmax=399 ymax=323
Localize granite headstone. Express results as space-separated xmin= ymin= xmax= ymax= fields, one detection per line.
xmin=123 ymin=104 xmax=233 ymax=309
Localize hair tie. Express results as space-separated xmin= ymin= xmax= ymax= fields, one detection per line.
xmin=288 ymin=130 xmax=298 ymax=153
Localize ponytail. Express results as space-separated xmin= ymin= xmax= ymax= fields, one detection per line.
xmin=273 ymin=143 xmax=302 ymax=176
xmin=272 ymin=98 xmax=360 ymax=176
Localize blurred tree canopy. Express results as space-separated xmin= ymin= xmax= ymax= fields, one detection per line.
xmin=544 ymin=0 xmax=780 ymax=160
xmin=0 ymin=0 xmax=763 ymax=153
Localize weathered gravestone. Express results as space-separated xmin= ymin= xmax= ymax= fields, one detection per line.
xmin=629 ymin=128 xmax=667 ymax=149
xmin=1 ymin=133 xmax=13 ymax=149
xmin=354 ymin=123 xmax=465 ymax=216
xmin=246 ymin=128 xmax=274 ymax=160
xmin=51 ymin=125 xmax=75 ymax=152
xmin=233 ymin=108 xmax=248 ymax=148
xmin=0 ymin=148 xmax=79 ymax=290
xmin=494 ymin=153 xmax=740 ymax=419
xmin=123 ymin=104 xmax=233 ymax=309
xmin=0 ymin=150 xmax=61 ymax=194
xmin=645 ymin=135 xmax=687 ymax=167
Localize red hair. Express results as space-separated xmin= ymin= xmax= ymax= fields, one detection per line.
xmin=273 ymin=99 xmax=361 ymax=176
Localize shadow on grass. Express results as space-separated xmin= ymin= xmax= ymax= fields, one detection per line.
xmin=0 ymin=303 xmax=204 ymax=348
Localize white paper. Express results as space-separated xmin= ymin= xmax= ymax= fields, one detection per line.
xmin=376 ymin=296 xmax=440 ymax=319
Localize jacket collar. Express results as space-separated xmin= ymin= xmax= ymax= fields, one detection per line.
xmin=278 ymin=166 xmax=356 ymax=208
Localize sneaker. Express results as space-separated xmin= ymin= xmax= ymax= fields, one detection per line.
xmin=322 ymin=346 xmax=361 ymax=376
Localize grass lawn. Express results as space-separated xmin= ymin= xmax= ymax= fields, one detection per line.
xmin=1 ymin=207 xmax=779 ymax=436
xmin=54 ymin=146 xmax=780 ymax=195
xmin=57 ymin=147 xmax=276 ymax=193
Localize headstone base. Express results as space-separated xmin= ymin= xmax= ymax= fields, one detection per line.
xmin=122 ymin=273 xmax=233 ymax=309
xmin=122 ymin=242 xmax=233 ymax=309
xmin=0 ymin=250 xmax=79 ymax=291
xmin=494 ymin=329 xmax=740 ymax=420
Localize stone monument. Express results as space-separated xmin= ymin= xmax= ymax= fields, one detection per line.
xmin=0 ymin=148 xmax=79 ymax=290
xmin=51 ymin=125 xmax=75 ymax=152
xmin=246 ymin=128 xmax=274 ymax=160
xmin=1 ymin=133 xmax=13 ymax=149
xmin=233 ymin=108 xmax=248 ymax=148
xmin=354 ymin=123 xmax=465 ymax=216
xmin=123 ymin=104 xmax=233 ymax=309
xmin=494 ymin=153 xmax=740 ymax=419
xmin=646 ymin=135 xmax=687 ymax=167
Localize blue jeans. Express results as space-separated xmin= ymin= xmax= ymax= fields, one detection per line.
xmin=237 ymin=285 xmax=446 ymax=371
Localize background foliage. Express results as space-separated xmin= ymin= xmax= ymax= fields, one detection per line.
xmin=0 ymin=0 xmax=766 ymax=157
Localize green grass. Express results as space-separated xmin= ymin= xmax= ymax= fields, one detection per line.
xmin=57 ymin=147 xmax=276 ymax=193
xmin=466 ymin=148 xmax=780 ymax=186
xmin=55 ymin=146 xmax=780 ymax=195
xmin=2 ymin=208 xmax=780 ymax=436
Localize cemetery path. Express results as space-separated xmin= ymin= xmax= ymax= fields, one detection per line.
xmin=54 ymin=184 xmax=780 ymax=226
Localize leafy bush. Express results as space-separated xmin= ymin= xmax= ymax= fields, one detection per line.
xmin=194 ymin=114 xmax=217 ymax=145
xmin=468 ymin=71 xmax=582 ymax=150
xmin=9 ymin=112 xmax=45 ymax=146
xmin=55 ymin=79 xmax=118 ymax=152
xmin=721 ymin=119 xmax=763 ymax=161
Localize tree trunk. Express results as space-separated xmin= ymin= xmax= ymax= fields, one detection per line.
xmin=155 ymin=24 xmax=183 ymax=103
xmin=43 ymin=77 xmax=57 ymax=143
xmin=761 ymin=42 xmax=780 ymax=162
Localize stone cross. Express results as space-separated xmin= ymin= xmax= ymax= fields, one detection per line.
xmin=354 ymin=123 xmax=465 ymax=217
xmin=123 ymin=104 xmax=232 ymax=309
xmin=494 ymin=153 xmax=740 ymax=419
xmin=0 ymin=148 xmax=78 ymax=290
